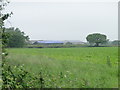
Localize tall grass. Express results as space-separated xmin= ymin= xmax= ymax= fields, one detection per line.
xmin=6 ymin=47 xmax=118 ymax=88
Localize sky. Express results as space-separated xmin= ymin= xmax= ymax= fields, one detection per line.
xmin=4 ymin=0 xmax=118 ymax=42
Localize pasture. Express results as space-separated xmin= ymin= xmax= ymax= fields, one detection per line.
xmin=6 ymin=47 xmax=118 ymax=88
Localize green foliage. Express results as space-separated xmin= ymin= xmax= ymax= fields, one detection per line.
xmin=86 ymin=33 xmax=107 ymax=46
xmin=65 ymin=42 xmax=72 ymax=45
xmin=0 ymin=0 xmax=33 ymax=89
xmin=1 ymin=28 xmax=10 ymax=48
xmin=27 ymin=44 xmax=87 ymax=48
xmin=5 ymin=27 xmax=29 ymax=48
xmin=0 ymin=0 xmax=118 ymax=88
xmin=112 ymin=40 xmax=120 ymax=46
xmin=0 ymin=0 xmax=12 ymax=89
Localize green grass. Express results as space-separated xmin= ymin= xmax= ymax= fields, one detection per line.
xmin=6 ymin=47 xmax=118 ymax=88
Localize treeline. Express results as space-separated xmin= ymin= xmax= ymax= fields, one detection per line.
xmin=5 ymin=27 xmax=29 ymax=48
xmin=4 ymin=27 xmax=120 ymax=48
xmin=101 ymin=40 xmax=120 ymax=46
xmin=27 ymin=41 xmax=120 ymax=48
xmin=111 ymin=40 xmax=120 ymax=46
xmin=27 ymin=44 xmax=87 ymax=48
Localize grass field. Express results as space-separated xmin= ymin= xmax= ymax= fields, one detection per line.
xmin=6 ymin=47 xmax=118 ymax=88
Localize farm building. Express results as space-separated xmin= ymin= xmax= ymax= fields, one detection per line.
xmin=33 ymin=40 xmax=64 ymax=45
xmin=29 ymin=40 xmax=38 ymax=44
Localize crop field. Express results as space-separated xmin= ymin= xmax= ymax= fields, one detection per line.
xmin=6 ymin=47 xmax=118 ymax=88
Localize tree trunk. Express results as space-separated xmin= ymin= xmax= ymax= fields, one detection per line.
xmin=95 ymin=43 xmax=99 ymax=47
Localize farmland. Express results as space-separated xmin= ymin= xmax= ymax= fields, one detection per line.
xmin=6 ymin=47 xmax=118 ymax=88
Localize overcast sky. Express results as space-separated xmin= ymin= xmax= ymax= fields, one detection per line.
xmin=4 ymin=0 xmax=118 ymax=42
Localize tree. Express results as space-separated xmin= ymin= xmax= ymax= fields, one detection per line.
xmin=86 ymin=33 xmax=107 ymax=47
xmin=65 ymin=42 xmax=72 ymax=45
xmin=5 ymin=27 xmax=29 ymax=47
xmin=0 ymin=1 xmax=36 ymax=88
xmin=0 ymin=0 xmax=12 ymax=88
xmin=0 ymin=0 xmax=11 ymax=48
xmin=112 ymin=40 xmax=120 ymax=46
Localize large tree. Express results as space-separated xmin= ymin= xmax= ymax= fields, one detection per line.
xmin=86 ymin=33 xmax=107 ymax=47
xmin=5 ymin=27 xmax=29 ymax=47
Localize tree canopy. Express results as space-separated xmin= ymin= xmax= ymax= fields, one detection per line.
xmin=86 ymin=33 xmax=107 ymax=47
xmin=5 ymin=27 xmax=29 ymax=47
